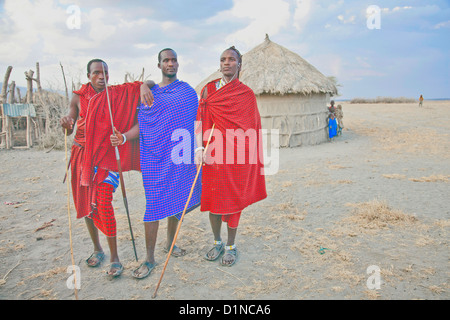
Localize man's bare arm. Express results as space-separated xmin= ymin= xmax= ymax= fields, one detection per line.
xmin=140 ymin=80 xmax=156 ymax=106
xmin=60 ymin=94 xmax=80 ymax=135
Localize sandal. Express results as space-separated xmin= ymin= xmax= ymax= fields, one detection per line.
xmin=85 ymin=251 xmax=105 ymax=267
xmin=163 ymin=245 xmax=187 ymax=257
xmin=107 ymin=262 xmax=123 ymax=278
xmin=204 ymin=240 xmax=225 ymax=261
xmin=220 ymin=245 xmax=238 ymax=267
xmin=132 ymin=261 xmax=157 ymax=279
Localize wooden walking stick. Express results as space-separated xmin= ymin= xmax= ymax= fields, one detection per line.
xmin=152 ymin=124 xmax=216 ymax=298
xmin=65 ymin=129 xmax=78 ymax=300
xmin=102 ymin=63 xmax=138 ymax=262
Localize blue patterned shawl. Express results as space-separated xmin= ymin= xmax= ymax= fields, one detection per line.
xmin=138 ymin=80 xmax=200 ymax=222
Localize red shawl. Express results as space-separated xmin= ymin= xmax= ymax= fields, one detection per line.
xmin=198 ymin=78 xmax=267 ymax=214
xmin=73 ymin=83 xmax=98 ymax=147
xmin=81 ymin=81 xmax=142 ymax=187
xmin=69 ymin=83 xmax=99 ymax=219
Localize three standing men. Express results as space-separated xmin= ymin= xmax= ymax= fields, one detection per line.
xmin=61 ymin=46 xmax=266 ymax=279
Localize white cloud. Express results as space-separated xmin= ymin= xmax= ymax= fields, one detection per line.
xmin=380 ymin=6 xmax=413 ymax=14
xmin=308 ymin=53 xmax=342 ymax=79
xmin=337 ymin=14 xmax=355 ymax=24
xmin=161 ymin=21 xmax=177 ymax=31
xmin=433 ymin=20 xmax=450 ymax=29
xmin=87 ymin=8 xmax=117 ymax=40
xmin=212 ymin=0 xmax=291 ymax=50
xmin=327 ymin=0 xmax=344 ymax=11
xmin=392 ymin=6 xmax=412 ymax=12
xmin=0 ymin=0 xmax=66 ymax=62
xmin=293 ymin=0 xmax=312 ymax=32
xmin=134 ymin=43 xmax=157 ymax=50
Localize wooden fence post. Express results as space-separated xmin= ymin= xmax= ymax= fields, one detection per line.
xmin=26 ymin=115 xmax=32 ymax=148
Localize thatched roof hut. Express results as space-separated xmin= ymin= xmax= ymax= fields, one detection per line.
xmin=195 ymin=34 xmax=338 ymax=147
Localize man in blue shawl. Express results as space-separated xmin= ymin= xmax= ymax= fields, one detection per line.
xmin=132 ymin=48 xmax=201 ymax=279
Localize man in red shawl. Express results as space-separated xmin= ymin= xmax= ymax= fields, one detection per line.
xmin=60 ymin=59 xmax=147 ymax=277
xmin=196 ymin=47 xmax=267 ymax=267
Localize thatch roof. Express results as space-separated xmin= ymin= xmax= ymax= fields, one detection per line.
xmin=195 ymin=34 xmax=337 ymax=96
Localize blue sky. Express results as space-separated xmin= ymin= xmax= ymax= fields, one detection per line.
xmin=0 ymin=0 xmax=449 ymax=100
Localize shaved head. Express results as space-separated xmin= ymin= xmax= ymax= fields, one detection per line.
xmin=158 ymin=48 xmax=176 ymax=63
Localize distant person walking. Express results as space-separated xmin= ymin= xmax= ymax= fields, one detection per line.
xmin=419 ymin=95 xmax=424 ymax=107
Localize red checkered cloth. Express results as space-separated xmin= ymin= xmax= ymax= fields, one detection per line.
xmin=90 ymin=182 xmax=116 ymax=237
xmin=70 ymin=83 xmax=99 ymax=219
xmin=197 ymin=78 xmax=267 ymax=224
xmin=70 ymin=144 xmax=91 ymax=219
xmin=220 ymin=211 xmax=241 ymax=229
xmin=81 ymin=81 xmax=142 ymax=189
xmin=75 ymin=82 xmax=141 ymax=223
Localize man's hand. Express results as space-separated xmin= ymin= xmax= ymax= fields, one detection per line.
xmin=60 ymin=116 xmax=74 ymax=135
xmin=110 ymin=127 xmax=125 ymax=147
xmin=140 ymin=81 xmax=155 ymax=106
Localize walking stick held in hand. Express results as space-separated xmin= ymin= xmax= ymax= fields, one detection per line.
xmin=65 ymin=129 xmax=78 ymax=300
xmin=152 ymin=124 xmax=216 ymax=298
xmin=101 ymin=62 xmax=138 ymax=262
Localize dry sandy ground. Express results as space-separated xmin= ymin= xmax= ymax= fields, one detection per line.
xmin=0 ymin=100 xmax=449 ymax=301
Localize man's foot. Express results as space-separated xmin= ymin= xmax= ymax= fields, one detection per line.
xmin=164 ymin=245 xmax=187 ymax=257
xmin=106 ymin=262 xmax=123 ymax=278
xmin=204 ymin=240 xmax=224 ymax=261
xmin=220 ymin=245 xmax=237 ymax=267
xmin=132 ymin=261 xmax=157 ymax=279
xmin=85 ymin=251 xmax=105 ymax=267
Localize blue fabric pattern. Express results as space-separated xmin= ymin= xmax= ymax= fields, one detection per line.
xmin=94 ymin=166 xmax=119 ymax=192
xmin=138 ymin=80 xmax=201 ymax=222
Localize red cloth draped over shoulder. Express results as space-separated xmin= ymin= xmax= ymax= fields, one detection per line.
xmin=81 ymin=81 xmax=142 ymax=188
xmin=73 ymin=83 xmax=98 ymax=147
xmin=198 ymin=78 xmax=267 ymax=214
xmin=70 ymin=83 xmax=98 ymax=219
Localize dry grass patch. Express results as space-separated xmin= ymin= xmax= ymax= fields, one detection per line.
xmin=434 ymin=220 xmax=450 ymax=228
xmin=427 ymin=285 xmax=446 ymax=294
xmin=304 ymin=179 xmax=327 ymax=187
xmin=327 ymin=164 xmax=351 ymax=170
xmin=364 ymin=289 xmax=381 ymax=300
xmin=350 ymin=120 xmax=450 ymax=158
xmin=332 ymin=199 xmax=417 ymax=236
xmin=240 ymin=225 xmax=281 ymax=240
xmin=24 ymin=266 xmax=66 ymax=281
xmin=415 ymin=234 xmax=436 ymax=247
xmin=409 ymin=175 xmax=450 ymax=182
xmin=382 ymin=174 xmax=407 ymax=180
xmin=375 ymin=128 xmax=450 ymax=157
xmin=282 ymin=181 xmax=293 ymax=188
xmin=336 ymin=180 xmax=354 ymax=184
xmin=271 ymin=202 xmax=307 ymax=223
